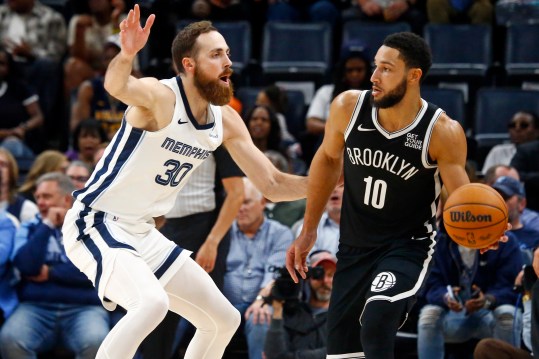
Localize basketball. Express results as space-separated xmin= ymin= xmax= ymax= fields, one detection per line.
xmin=443 ymin=183 xmax=508 ymax=249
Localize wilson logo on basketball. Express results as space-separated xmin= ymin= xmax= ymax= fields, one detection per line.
xmin=449 ymin=211 xmax=492 ymax=223
xmin=371 ymin=272 xmax=396 ymax=292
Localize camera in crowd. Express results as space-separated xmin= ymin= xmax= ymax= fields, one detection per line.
xmin=514 ymin=264 xmax=538 ymax=294
xmin=263 ymin=265 xmax=325 ymax=305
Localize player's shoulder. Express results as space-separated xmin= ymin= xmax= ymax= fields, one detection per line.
xmin=433 ymin=112 xmax=463 ymax=136
xmin=331 ymin=90 xmax=365 ymax=114
xmin=221 ymin=104 xmax=242 ymax=121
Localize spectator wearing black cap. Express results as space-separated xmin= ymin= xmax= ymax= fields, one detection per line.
xmin=304 ymin=41 xmax=372 ymax=162
xmin=492 ymin=176 xmax=539 ymax=265
xmin=264 ymin=250 xmax=337 ymax=359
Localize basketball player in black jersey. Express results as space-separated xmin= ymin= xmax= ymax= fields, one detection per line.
xmin=286 ymin=32 xmax=508 ymax=359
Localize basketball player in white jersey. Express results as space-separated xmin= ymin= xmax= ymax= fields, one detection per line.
xmin=61 ymin=5 xmax=307 ymax=359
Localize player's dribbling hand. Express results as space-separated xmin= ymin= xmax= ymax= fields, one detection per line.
xmin=479 ymin=223 xmax=511 ymax=254
xmin=118 ymin=4 xmax=155 ymax=57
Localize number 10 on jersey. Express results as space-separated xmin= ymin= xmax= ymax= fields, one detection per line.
xmin=363 ymin=176 xmax=387 ymax=209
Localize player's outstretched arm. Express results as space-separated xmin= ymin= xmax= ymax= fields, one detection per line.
xmin=286 ymin=90 xmax=357 ymax=282
xmin=222 ymin=106 xmax=307 ymax=202
xmin=104 ymin=4 xmax=159 ymax=110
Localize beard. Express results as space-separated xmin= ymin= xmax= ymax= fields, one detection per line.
xmin=193 ymin=66 xmax=234 ymax=106
xmin=313 ymin=287 xmax=331 ymax=302
xmin=508 ymin=206 xmax=520 ymax=224
xmin=370 ymin=76 xmax=407 ymax=109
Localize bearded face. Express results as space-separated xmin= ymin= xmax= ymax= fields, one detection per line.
xmin=193 ymin=64 xmax=234 ymax=106
xmin=370 ymin=75 xmax=408 ymax=109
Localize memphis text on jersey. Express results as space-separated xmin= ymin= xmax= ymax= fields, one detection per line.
xmin=161 ymin=137 xmax=212 ymax=160
xmin=346 ymin=147 xmax=419 ymax=180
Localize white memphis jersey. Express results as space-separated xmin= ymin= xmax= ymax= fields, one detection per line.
xmin=73 ymin=76 xmax=224 ymax=222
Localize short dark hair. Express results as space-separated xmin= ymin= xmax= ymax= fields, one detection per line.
xmin=72 ymin=118 xmax=108 ymax=152
xmin=383 ymin=32 xmax=432 ymax=83
xmin=517 ymin=110 xmax=539 ymax=129
xmin=172 ymin=21 xmax=217 ymax=74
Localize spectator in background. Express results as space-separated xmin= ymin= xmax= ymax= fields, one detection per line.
xmin=66 ymin=118 xmax=108 ymax=169
xmin=267 ymin=0 xmax=340 ymax=28
xmin=256 ymin=85 xmax=304 ymax=174
xmin=0 ymin=47 xmax=43 ymax=169
xmin=264 ymin=250 xmax=337 ymax=359
xmin=64 ymin=0 xmax=126 ymax=97
xmin=264 ymin=150 xmax=306 ymax=228
xmin=65 ymin=160 xmax=92 ymax=191
xmin=93 ymin=142 xmax=109 ymax=166
xmin=18 ymin=150 xmax=69 ymax=202
xmin=245 ymin=105 xmax=289 ymax=162
xmin=189 ymin=0 xmax=250 ymax=21
xmin=482 ymin=111 xmax=539 ymax=175
xmin=491 ymin=176 xmax=539 ymax=264
xmin=511 ymin=139 xmax=539 ymax=212
xmin=427 ymin=0 xmax=493 ymax=23
xmin=0 ymin=0 xmax=66 ymax=121
xmin=417 ymin=223 xmax=523 ymax=358
xmin=223 ymin=177 xmax=294 ymax=359
xmin=484 ymin=164 xmax=539 ymax=234
xmin=0 ymin=209 xmax=18 ymax=327
xmin=474 ymin=263 xmax=537 ymax=359
xmin=304 ymin=42 xmax=371 ymax=163
xmin=342 ymin=0 xmax=426 ymax=34
xmin=256 ymin=85 xmax=297 ymax=145
xmin=0 ymin=173 xmax=109 ymax=359
xmin=70 ymin=35 xmax=128 ymax=140
xmin=0 ymin=148 xmax=38 ymax=223
xmin=293 ymin=184 xmax=343 ymax=255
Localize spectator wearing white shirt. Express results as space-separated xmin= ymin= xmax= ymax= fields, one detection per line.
xmin=481 ymin=111 xmax=539 ymax=175
xmin=293 ymin=184 xmax=343 ymax=256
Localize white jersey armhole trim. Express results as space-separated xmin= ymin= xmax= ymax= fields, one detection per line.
xmin=421 ymin=108 xmax=444 ymax=169
xmin=344 ymin=91 xmax=367 ymax=141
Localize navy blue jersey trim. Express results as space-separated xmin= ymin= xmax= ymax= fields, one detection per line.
xmin=81 ymin=235 xmax=104 ymax=295
xmin=154 ymin=246 xmax=182 ymax=279
xmin=80 ymin=125 xmax=144 ymax=206
xmin=74 ymin=119 xmax=128 ymax=199
xmin=175 ymin=76 xmax=214 ymax=130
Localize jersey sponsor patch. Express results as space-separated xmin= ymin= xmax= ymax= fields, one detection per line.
xmin=371 ymin=271 xmax=396 ymax=292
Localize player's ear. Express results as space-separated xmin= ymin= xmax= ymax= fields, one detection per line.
xmin=409 ymin=68 xmax=422 ymax=83
xmin=182 ymin=57 xmax=195 ymax=74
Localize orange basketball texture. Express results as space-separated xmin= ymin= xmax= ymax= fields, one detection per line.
xmin=443 ymin=183 xmax=508 ymax=249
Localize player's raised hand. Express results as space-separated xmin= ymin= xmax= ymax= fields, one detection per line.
xmin=118 ymin=4 xmax=155 ymax=57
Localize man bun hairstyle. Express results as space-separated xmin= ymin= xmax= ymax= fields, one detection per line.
xmin=172 ymin=21 xmax=217 ymax=74
xmin=383 ymin=32 xmax=432 ymax=83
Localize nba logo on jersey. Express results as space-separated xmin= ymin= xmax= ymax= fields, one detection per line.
xmin=371 ymin=272 xmax=396 ymax=292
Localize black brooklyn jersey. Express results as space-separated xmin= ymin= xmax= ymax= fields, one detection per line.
xmin=341 ymin=90 xmax=444 ymax=247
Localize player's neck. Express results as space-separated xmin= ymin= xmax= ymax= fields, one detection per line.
xmin=181 ymin=77 xmax=211 ymax=126
xmin=377 ymin=92 xmax=422 ymax=132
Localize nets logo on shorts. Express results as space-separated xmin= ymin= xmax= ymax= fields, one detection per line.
xmin=371 ymin=271 xmax=396 ymax=292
